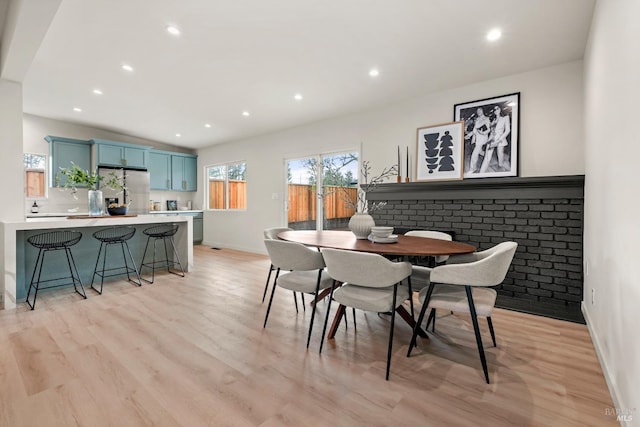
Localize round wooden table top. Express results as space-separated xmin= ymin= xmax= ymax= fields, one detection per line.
xmin=278 ymin=230 xmax=476 ymax=257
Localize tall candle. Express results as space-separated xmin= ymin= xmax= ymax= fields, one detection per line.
xmin=406 ymin=146 xmax=409 ymax=179
xmin=397 ymin=146 xmax=401 ymax=176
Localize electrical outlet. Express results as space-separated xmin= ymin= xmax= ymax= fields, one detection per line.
xmin=591 ymin=288 xmax=595 ymax=305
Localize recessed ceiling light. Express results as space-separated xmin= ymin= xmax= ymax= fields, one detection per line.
xmin=242 ymin=111 xmax=250 ymax=117
xmin=166 ymin=25 xmax=181 ymax=36
xmin=175 ymin=133 xmax=181 ymax=137
xmin=294 ymin=93 xmax=303 ymax=101
xmin=204 ymin=123 xmax=212 ymax=128
xmin=121 ymin=64 xmax=134 ymax=72
xmin=92 ymin=89 xmax=103 ymax=95
xmin=486 ymin=28 xmax=502 ymax=42
xmin=73 ymin=107 xmax=82 ymax=112
xmin=369 ymin=68 xmax=380 ymax=77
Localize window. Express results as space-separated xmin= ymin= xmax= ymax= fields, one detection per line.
xmin=286 ymin=151 xmax=358 ymax=230
xmin=24 ymin=153 xmax=47 ymax=198
xmin=207 ymin=161 xmax=246 ymax=210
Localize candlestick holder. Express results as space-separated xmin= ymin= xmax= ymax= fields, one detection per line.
xmin=396 ymin=175 xmax=402 ymax=183
xmin=405 ymin=177 xmax=410 ymax=183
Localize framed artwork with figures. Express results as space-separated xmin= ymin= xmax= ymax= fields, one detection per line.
xmin=415 ymin=121 xmax=464 ymax=182
xmin=454 ymin=92 xmax=520 ymax=178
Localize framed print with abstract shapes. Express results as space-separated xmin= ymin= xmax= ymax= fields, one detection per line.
xmin=415 ymin=121 xmax=464 ymax=182
xmin=454 ymin=92 xmax=519 ymax=178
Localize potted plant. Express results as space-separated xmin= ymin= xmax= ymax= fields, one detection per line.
xmin=101 ymin=170 xmax=130 ymax=215
xmin=58 ymin=163 xmax=104 ymax=216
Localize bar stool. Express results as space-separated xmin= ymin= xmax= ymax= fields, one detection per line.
xmin=90 ymin=226 xmax=142 ymax=294
xmin=139 ymin=223 xmax=185 ymax=283
xmin=25 ymin=230 xmax=87 ymax=310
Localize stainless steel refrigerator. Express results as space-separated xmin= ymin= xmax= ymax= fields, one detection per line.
xmin=98 ymin=167 xmax=150 ymax=215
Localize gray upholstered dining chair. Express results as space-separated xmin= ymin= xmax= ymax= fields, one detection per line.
xmin=406 ymin=241 xmax=517 ymax=384
xmin=262 ymin=227 xmax=292 ymax=303
xmin=263 ymin=239 xmax=334 ymax=348
xmin=405 ymin=230 xmax=452 ymax=293
xmin=319 ymin=248 xmax=413 ymax=380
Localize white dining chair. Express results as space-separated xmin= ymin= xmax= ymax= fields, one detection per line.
xmin=319 ymin=247 xmax=413 ymax=380
xmin=262 ymin=227 xmax=292 ymax=303
xmin=263 ymin=239 xmax=335 ymax=348
xmin=406 ymin=241 xmax=517 ymax=384
xmin=405 ymin=230 xmax=452 ymax=293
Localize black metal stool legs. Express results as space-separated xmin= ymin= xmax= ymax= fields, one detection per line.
xmin=139 ymin=224 xmax=185 ymax=284
xmin=26 ymin=232 xmax=87 ymax=310
xmin=90 ymin=239 xmax=142 ymax=294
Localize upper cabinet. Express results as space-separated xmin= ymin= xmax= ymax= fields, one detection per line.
xmin=46 ymin=136 xmax=92 ymax=187
xmin=91 ymin=139 xmax=149 ymax=169
xmin=149 ymin=151 xmax=172 ymax=190
xmin=150 ymin=150 xmax=198 ymax=192
xmin=171 ymin=154 xmax=198 ymax=191
xmin=47 ymin=136 xmax=196 ymax=191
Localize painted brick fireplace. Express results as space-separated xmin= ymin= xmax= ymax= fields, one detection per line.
xmin=368 ymin=175 xmax=585 ymax=323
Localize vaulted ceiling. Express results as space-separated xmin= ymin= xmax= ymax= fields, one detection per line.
xmin=20 ymin=0 xmax=595 ymax=148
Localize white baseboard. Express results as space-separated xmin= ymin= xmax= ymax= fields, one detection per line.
xmin=582 ymin=302 xmax=630 ymax=426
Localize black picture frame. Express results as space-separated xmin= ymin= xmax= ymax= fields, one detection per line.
xmin=454 ymin=92 xmax=520 ymax=179
xmin=167 ymin=200 xmax=178 ymax=211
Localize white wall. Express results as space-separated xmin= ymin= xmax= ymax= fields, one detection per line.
xmin=0 ymin=79 xmax=25 ymax=221
xmin=583 ymin=0 xmax=640 ymax=423
xmin=23 ymin=114 xmax=198 ymax=214
xmin=197 ymin=60 xmax=585 ymax=253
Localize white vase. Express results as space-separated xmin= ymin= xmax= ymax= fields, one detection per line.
xmin=88 ymin=189 xmax=104 ymax=216
xmin=349 ymin=212 xmax=375 ymax=239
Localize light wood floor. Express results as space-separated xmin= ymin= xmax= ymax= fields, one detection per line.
xmin=0 ymin=245 xmax=616 ymax=426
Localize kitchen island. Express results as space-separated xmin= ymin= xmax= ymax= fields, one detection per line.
xmin=1 ymin=214 xmax=193 ymax=309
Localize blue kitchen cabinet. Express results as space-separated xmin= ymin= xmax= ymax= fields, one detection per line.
xmin=171 ymin=154 xmax=198 ymax=191
xmin=46 ymin=136 xmax=92 ymax=187
xmin=92 ymin=139 xmax=149 ymax=169
xmin=149 ymin=151 xmax=172 ymax=190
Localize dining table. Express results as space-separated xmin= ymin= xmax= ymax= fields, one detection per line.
xmin=277 ymin=229 xmax=476 ymax=339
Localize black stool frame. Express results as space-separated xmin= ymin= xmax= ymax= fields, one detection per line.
xmin=26 ymin=230 xmax=87 ymax=310
xmin=90 ymin=227 xmax=142 ymax=294
xmin=139 ymin=224 xmax=185 ymax=283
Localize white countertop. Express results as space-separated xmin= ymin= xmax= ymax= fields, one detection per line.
xmin=148 ymin=210 xmax=203 ymax=214
xmin=6 ymin=214 xmax=192 ymax=231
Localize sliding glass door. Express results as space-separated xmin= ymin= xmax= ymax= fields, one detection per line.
xmin=286 ymin=152 xmax=358 ymax=230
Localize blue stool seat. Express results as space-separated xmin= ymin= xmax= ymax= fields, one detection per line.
xmin=26 ymin=230 xmax=86 ymax=310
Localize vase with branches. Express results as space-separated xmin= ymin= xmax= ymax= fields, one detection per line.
xmin=57 ymin=163 xmax=104 ymax=215
xmin=323 ymin=160 xmax=397 ymax=238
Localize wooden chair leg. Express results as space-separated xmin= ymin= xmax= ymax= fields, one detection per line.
xmin=319 ymin=282 xmax=337 ymax=354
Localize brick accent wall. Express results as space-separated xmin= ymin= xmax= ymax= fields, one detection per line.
xmin=367 ymin=176 xmax=585 ymax=323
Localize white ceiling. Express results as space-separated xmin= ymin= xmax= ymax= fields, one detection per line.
xmin=22 ymin=0 xmax=595 ymax=149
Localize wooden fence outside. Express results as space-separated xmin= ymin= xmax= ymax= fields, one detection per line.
xmin=287 ymin=184 xmax=356 ymax=223
xmin=208 ymin=181 xmax=356 ymax=221
xmin=209 ymin=180 xmax=247 ymax=209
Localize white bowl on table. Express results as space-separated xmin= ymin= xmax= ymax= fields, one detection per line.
xmin=370 ymin=226 xmax=394 ymax=238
